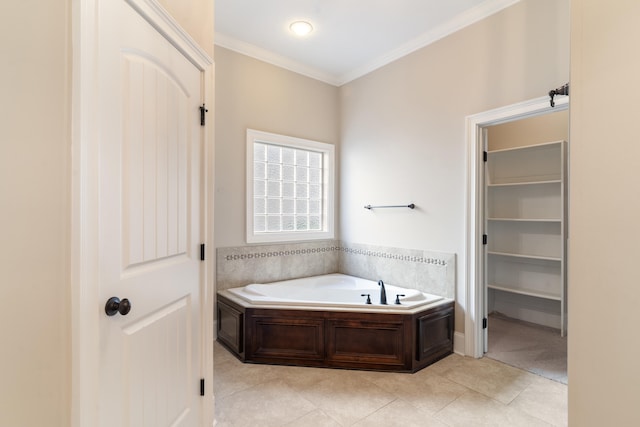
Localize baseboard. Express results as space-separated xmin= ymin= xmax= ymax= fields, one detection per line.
xmin=453 ymin=331 xmax=465 ymax=356
xmin=493 ymin=293 xmax=561 ymax=330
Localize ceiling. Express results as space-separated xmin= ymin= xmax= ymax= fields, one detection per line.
xmin=215 ymin=0 xmax=520 ymax=86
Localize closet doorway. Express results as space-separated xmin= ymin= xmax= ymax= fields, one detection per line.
xmin=464 ymin=95 xmax=569 ymax=383
xmin=483 ymin=110 xmax=569 ymax=384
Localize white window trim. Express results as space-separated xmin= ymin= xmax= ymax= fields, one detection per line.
xmin=246 ymin=129 xmax=335 ymax=243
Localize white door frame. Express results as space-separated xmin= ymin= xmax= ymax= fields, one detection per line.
xmin=70 ymin=0 xmax=215 ymax=425
xmin=464 ymin=95 xmax=568 ymax=358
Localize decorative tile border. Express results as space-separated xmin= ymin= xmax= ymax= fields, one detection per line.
xmin=224 ymin=246 xmax=341 ymax=261
xmin=340 ymin=246 xmax=447 ymax=266
xmin=220 ymin=244 xmax=448 ymax=267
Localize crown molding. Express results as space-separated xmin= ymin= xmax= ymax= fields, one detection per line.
xmin=214 ymin=32 xmax=341 ymax=86
xmin=339 ymin=0 xmax=521 ymax=85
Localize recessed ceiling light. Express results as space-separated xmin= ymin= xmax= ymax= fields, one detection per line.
xmin=289 ymin=20 xmax=313 ymax=37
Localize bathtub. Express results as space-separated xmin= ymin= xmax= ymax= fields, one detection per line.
xmin=226 ymin=273 xmax=443 ymax=310
xmin=217 ymin=273 xmax=454 ymax=372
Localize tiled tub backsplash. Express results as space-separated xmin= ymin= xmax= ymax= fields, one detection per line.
xmin=216 ymin=241 xmax=339 ymax=290
xmin=216 ymin=240 xmax=455 ymax=299
xmin=339 ymin=242 xmax=455 ymax=299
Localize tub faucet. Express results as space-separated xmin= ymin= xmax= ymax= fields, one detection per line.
xmin=378 ymin=280 xmax=387 ymax=305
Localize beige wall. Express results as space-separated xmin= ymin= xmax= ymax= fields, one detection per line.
xmin=339 ymin=0 xmax=569 ymax=333
xmin=158 ymin=0 xmax=214 ymax=57
xmin=569 ymin=1 xmax=640 ymax=425
xmin=488 ymin=110 xmax=569 ymax=151
xmin=214 ymin=46 xmax=340 ymax=248
xmin=0 ymin=1 xmax=71 ymax=425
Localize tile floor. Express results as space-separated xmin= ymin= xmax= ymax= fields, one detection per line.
xmin=213 ymin=342 xmax=567 ymax=427
xmin=486 ymin=314 xmax=568 ymax=384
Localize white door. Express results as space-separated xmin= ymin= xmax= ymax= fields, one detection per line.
xmin=97 ymin=1 xmax=203 ymax=425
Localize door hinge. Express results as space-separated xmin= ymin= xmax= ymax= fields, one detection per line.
xmin=482 ymin=234 xmax=488 ymax=245
xmin=200 ymin=104 xmax=208 ymax=126
xmin=483 ymin=318 xmax=488 ymax=329
xmin=483 ymin=151 xmax=488 ymax=162
xmin=200 ymin=378 xmax=205 ymax=396
xmin=200 ymin=244 xmax=205 ymax=261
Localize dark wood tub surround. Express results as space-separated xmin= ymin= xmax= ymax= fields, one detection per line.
xmin=217 ymin=294 xmax=454 ymax=373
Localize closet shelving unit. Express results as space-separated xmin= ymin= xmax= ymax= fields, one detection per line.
xmin=486 ymin=140 xmax=567 ymax=336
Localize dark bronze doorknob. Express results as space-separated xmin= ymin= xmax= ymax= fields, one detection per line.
xmin=105 ymin=297 xmax=132 ymax=316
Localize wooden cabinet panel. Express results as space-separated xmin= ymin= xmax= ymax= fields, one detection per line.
xmin=326 ymin=319 xmax=406 ymax=369
xmin=248 ymin=316 xmax=324 ymax=363
xmin=417 ymin=307 xmax=453 ymax=362
xmin=217 ymin=300 xmax=243 ymax=355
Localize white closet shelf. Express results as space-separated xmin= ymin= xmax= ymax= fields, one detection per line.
xmin=488 ymin=179 xmax=561 ymax=187
xmin=487 ymin=140 xmax=564 ymax=154
xmin=487 ymin=284 xmax=562 ymax=301
xmin=487 ymin=251 xmax=561 ymax=262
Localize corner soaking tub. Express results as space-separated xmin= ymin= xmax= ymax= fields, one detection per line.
xmin=227 ymin=273 xmax=443 ymax=310
xmin=217 ymin=274 xmax=454 ymax=373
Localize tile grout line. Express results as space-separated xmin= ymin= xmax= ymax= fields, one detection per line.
xmin=431 ymin=390 xmax=468 ymax=427
xmin=506 ymin=379 xmax=567 ymax=427
xmin=347 ymin=397 xmax=400 ymax=426
xmin=276 ymin=407 xmax=326 ymax=427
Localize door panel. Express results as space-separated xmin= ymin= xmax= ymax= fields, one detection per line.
xmin=124 ymin=297 xmax=191 ymax=426
xmin=98 ymin=1 xmax=202 ymax=425
xmin=122 ymin=53 xmax=191 ymax=267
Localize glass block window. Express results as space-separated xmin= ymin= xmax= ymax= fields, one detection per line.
xmin=247 ymin=130 xmax=334 ymax=243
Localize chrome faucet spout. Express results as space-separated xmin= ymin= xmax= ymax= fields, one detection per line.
xmin=378 ymin=280 xmax=387 ymax=305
